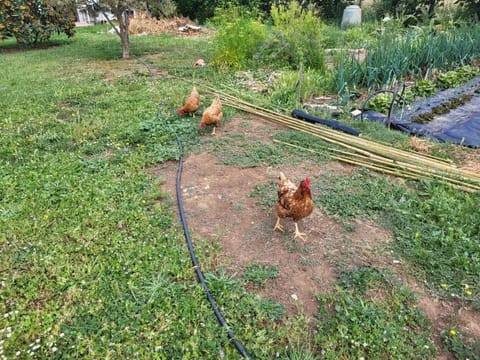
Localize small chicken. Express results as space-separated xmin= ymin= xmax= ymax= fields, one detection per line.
xmin=178 ymin=86 xmax=200 ymax=116
xmin=274 ymin=172 xmax=314 ymax=240
xmin=200 ymin=96 xmax=222 ymax=135
xmin=194 ymin=58 xmax=206 ymax=67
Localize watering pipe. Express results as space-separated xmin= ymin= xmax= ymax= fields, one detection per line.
xmin=140 ymin=59 xmax=251 ymax=359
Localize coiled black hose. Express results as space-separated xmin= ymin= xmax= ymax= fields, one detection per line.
xmin=139 ymin=59 xmax=250 ymax=358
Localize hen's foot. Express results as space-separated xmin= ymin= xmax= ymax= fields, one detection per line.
xmin=273 ymin=217 xmax=284 ymax=232
xmin=294 ymin=223 xmax=307 ymax=241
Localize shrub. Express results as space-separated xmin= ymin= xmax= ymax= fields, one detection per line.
xmin=210 ymin=6 xmax=267 ymax=69
xmin=0 ymin=0 xmax=76 ymax=44
xmin=267 ymin=1 xmax=326 ymax=70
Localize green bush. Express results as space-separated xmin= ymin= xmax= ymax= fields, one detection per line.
xmin=268 ymin=1 xmax=326 ymax=70
xmin=210 ymin=6 xmax=267 ymax=69
xmin=0 ymin=0 xmax=75 ymax=44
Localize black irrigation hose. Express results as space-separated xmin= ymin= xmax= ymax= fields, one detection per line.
xmin=174 ymin=137 xmax=251 ymax=359
xmin=139 ymin=59 xmax=251 ymax=359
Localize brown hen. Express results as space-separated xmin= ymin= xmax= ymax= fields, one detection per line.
xmin=178 ymin=86 xmax=200 ymax=116
xmin=200 ymin=96 xmax=222 ymax=135
xmin=274 ymin=172 xmax=314 ymax=240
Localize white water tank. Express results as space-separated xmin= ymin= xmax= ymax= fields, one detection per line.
xmin=341 ymin=5 xmax=362 ymax=30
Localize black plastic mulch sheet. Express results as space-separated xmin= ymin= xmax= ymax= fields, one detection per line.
xmin=359 ymin=75 xmax=480 ymax=148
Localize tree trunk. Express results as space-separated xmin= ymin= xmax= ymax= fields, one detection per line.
xmin=121 ymin=32 xmax=129 ymax=59
xmin=114 ymin=8 xmax=130 ymax=59
xmin=93 ymin=1 xmax=131 ymax=59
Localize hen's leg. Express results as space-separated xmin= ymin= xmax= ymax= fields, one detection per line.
xmin=273 ymin=216 xmax=284 ymax=232
xmin=293 ymin=222 xmax=307 ymax=241
xmin=211 ymin=126 xmax=216 ymax=135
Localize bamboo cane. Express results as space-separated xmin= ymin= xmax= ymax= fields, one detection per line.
xmin=198 ymin=86 xmax=480 ymax=191
xmin=273 ymin=139 xmax=480 ymax=192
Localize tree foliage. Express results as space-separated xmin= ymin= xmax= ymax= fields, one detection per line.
xmin=0 ymin=0 xmax=76 ymax=44
xmin=455 ymin=0 xmax=480 ymax=21
xmin=367 ymin=0 xmax=442 ymax=20
xmin=312 ymin=0 xmax=351 ymax=20
xmin=173 ymin=0 xmax=217 ymax=24
xmin=146 ymin=0 xmax=176 ymax=19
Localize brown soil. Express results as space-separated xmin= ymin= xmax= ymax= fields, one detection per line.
xmin=154 ymin=115 xmax=480 ymax=357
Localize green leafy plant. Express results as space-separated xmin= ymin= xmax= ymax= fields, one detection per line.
xmin=368 ymin=92 xmax=394 ymax=114
xmin=269 ymin=70 xmax=335 ymax=108
xmin=441 ymin=329 xmax=480 ymax=360
xmin=435 ymin=70 xmax=462 ymax=89
xmin=413 ymin=79 xmax=436 ymax=97
xmin=268 ymin=1 xmax=326 ymax=70
xmin=315 ymin=267 xmax=436 ymax=359
xmin=211 ymin=6 xmax=267 ymax=69
xmin=244 ymin=264 xmax=280 ymax=288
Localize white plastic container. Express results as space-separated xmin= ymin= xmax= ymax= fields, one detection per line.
xmin=341 ymin=5 xmax=362 ymax=30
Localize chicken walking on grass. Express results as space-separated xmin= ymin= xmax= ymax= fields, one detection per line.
xmin=200 ymin=96 xmax=223 ymax=135
xmin=178 ymin=86 xmax=200 ymax=116
xmin=274 ymin=172 xmax=314 ymax=241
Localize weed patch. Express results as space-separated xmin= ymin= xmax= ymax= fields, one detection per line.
xmin=244 ymin=264 xmax=280 ymax=288
xmin=315 ymin=267 xmax=436 ymax=359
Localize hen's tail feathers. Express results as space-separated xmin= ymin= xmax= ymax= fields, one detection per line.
xmin=279 ymin=172 xmax=286 ymax=180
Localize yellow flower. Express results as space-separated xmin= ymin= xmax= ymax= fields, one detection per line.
xmin=441 ymin=283 xmax=447 ymax=288
xmin=449 ymin=330 xmax=457 ymax=336
xmin=415 ymin=232 xmax=420 ymax=238
xmin=465 ymin=290 xmax=472 ymax=296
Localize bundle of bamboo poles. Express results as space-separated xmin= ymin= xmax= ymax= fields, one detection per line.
xmin=202 ymin=85 xmax=480 ymax=193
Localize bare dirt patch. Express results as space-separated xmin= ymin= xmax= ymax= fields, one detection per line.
xmin=155 ymin=115 xmax=480 ymax=352
xmin=156 ymin=117 xmax=396 ymax=318
xmin=155 ymin=118 xmax=480 ymax=359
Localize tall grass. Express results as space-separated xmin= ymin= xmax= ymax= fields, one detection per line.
xmin=337 ymin=24 xmax=480 ymax=90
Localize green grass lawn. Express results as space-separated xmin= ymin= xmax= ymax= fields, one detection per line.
xmin=1 ymin=25 xmax=479 ymax=359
